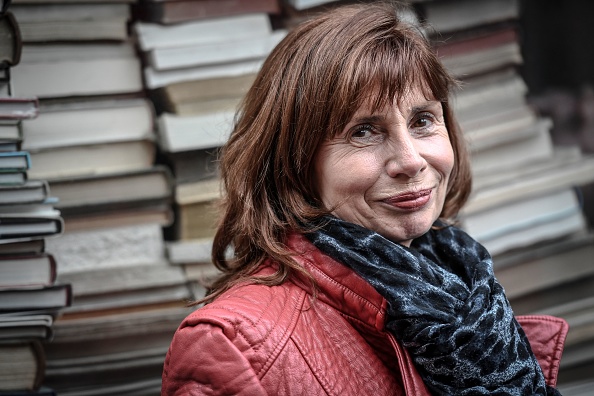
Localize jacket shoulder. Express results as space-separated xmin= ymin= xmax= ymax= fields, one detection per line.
xmin=162 ymin=281 xmax=308 ymax=395
xmin=187 ymin=281 xmax=307 ymax=345
xmin=517 ymin=314 xmax=569 ymax=387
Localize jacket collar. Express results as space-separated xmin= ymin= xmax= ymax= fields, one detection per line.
xmin=286 ymin=233 xmax=389 ymax=332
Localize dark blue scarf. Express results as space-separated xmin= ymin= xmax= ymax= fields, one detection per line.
xmin=306 ymin=216 xmax=561 ymax=395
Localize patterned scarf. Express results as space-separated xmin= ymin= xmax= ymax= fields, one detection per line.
xmin=306 ymin=216 xmax=561 ymax=395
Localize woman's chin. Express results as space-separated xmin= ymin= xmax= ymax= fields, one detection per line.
xmin=374 ymin=214 xmax=439 ymax=247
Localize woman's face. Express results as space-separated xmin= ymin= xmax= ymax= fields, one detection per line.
xmin=314 ymin=87 xmax=454 ymax=246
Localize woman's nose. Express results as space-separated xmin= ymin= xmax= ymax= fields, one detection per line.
xmin=385 ymin=133 xmax=427 ymax=178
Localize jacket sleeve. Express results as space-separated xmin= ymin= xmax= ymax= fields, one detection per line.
xmin=162 ymin=321 xmax=268 ymax=396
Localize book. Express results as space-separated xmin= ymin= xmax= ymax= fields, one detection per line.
xmin=45 ymin=222 xmax=166 ymax=275
xmin=466 ymin=148 xmax=594 ymax=215
xmin=163 ymin=96 xmax=241 ymax=117
xmin=436 ymin=27 xmax=523 ymax=78
xmin=151 ymin=72 xmax=256 ymax=110
xmin=434 ymin=24 xmax=520 ymax=58
xmin=285 ymin=0 xmax=337 ymax=10
xmin=422 ymin=0 xmax=519 ymax=34
xmin=174 ymin=178 xmax=221 ymax=240
xmin=0 ymin=313 xmax=53 ymax=341
xmin=0 ymin=140 xmax=21 ymax=152
xmin=0 ymin=216 xmax=63 ymax=242
xmin=49 ymin=305 xmax=192 ymax=350
xmin=0 ymin=199 xmax=60 ymax=216
xmin=54 ymin=261 xmax=190 ymax=316
xmin=27 ymin=139 xmax=156 ymax=180
xmin=452 ymin=67 xmax=528 ymax=119
xmin=493 ymin=227 xmax=593 ymax=269
xmin=0 ymin=341 xmax=45 ymax=391
xmin=144 ymin=57 xmax=264 ymax=89
xmin=0 ymin=151 xmax=30 ymax=172
xmin=461 ymin=188 xmax=588 ymax=256
xmin=0 ymin=200 xmax=63 ymax=241
xmin=0 ymin=180 xmax=49 ymax=204
xmin=495 ymin=234 xmax=594 ymax=301
xmin=63 ymin=283 xmax=191 ymax=315
xmin=134 ymin=0 xmax=281 ymax=25
xmin=11 ymin=42 xmax=143 ymax=98
xmin=504 ymin=267 xmax=594 ymax=317
xmin=0 ymin=97 xmax=39 ymax=120
xmin=22 ymin=97 xmax=155 ymax=151
xmin=470 ymin=117 xmax=554 ymax=175
xmin=0 ymin=238 xmax=45 ymax=256
xmin=10 ymin=3 xmax=130 ymax=42
xmin=166 ymin=237 xmax=212 ymax=264
xmin=558 ymin=379 xmax=594 ymax=396
xmin=167 ymin=238 xmax=220 ymax=282
xmin=164 ymin=147 xmax=220 ymax=184
xmin=0 ymin=12 xmax=22 ymax=68
xmin=47 ymin=166 xmax=172 ymax=211
xmin=0 ymin=120 xmax=22 ymax=141
xmin=0 ymin=253 xmax=57 ymax=289
xmin=57 ymin=263 xmax=186 ymax=298
xmin=0 ymin=135 xmax=19 ymax=148
xmin=147 ymin=29 xmax=286 ymax=71
xmin=157 ymin=110 xmax=235 ymax=153
xmin=0 ymin=284 xmax=72 ymax=312
xmin=62 ymin=202 xmax=174 ymax=233
xmin=55 ymin=262 xmax=192 ymax=316
xmin=134 ymin=13 xmax=273 ymax=51
xmin=462 ymin=106 xmax=539 ymax=152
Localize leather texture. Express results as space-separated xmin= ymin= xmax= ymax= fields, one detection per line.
xmin=162 ymin=233 xmax=568 ymax=395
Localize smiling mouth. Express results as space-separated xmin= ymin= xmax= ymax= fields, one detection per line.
xmin=384 ymin=189 xmax=432 ymax=210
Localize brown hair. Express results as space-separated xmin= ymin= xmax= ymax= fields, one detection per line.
xmin=201 ymin=1 xmax=471 ymax=303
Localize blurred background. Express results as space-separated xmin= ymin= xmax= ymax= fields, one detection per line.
xmin=0 ymin=0 xmax=592 ymax=395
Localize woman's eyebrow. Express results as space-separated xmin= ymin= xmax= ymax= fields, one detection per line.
xmin=349 ymin=114 xmax=386 ymax=124
xmin=409 ymin=100 xmax=441 ymax=114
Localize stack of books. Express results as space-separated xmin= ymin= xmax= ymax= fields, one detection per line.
xmin=417 ymin=0 xmax=594 ymax=254
xmin=416 ymin=0 xmax=594 ymax=392
xmin=6 ymin=0 xmax=195 ymax=394
xmin=0 ymin=6 xmax=70 ymax=395
xmin=133 ymin=1 xmax=284 ymax=291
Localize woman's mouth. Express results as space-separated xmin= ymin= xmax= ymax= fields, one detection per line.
xmin=384 ymin=189 xmax=432 ymax=210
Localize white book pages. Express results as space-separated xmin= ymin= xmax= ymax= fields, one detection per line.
xmin=157 ymin=111 xmax=235 ymax=153
xmin=134 ymin=13 xmax=272 ymax=51
xmin=149 ymin=30 xmax=286 ymax=71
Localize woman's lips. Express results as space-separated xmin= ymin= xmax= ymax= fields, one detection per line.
xmin=384 ymin=189 xmax=432 ymax=210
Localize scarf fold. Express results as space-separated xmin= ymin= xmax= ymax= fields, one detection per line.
xmin=306 ymin=216 xmax=561 ymax=395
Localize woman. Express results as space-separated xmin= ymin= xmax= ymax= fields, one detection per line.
xmin=162 ymin=3 xmax=568 ymax=395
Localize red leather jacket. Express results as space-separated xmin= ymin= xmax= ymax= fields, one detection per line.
xmin=162 ymin=234 xmax=568 ymax=395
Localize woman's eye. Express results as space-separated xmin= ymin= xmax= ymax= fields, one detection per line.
xmin=352 ymin=127 xmax=373 ymax=139
xmin=349 ymin=124 xmax=382 ymax=143
xmin=411 ymin=113 xmax=434 ymax=129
